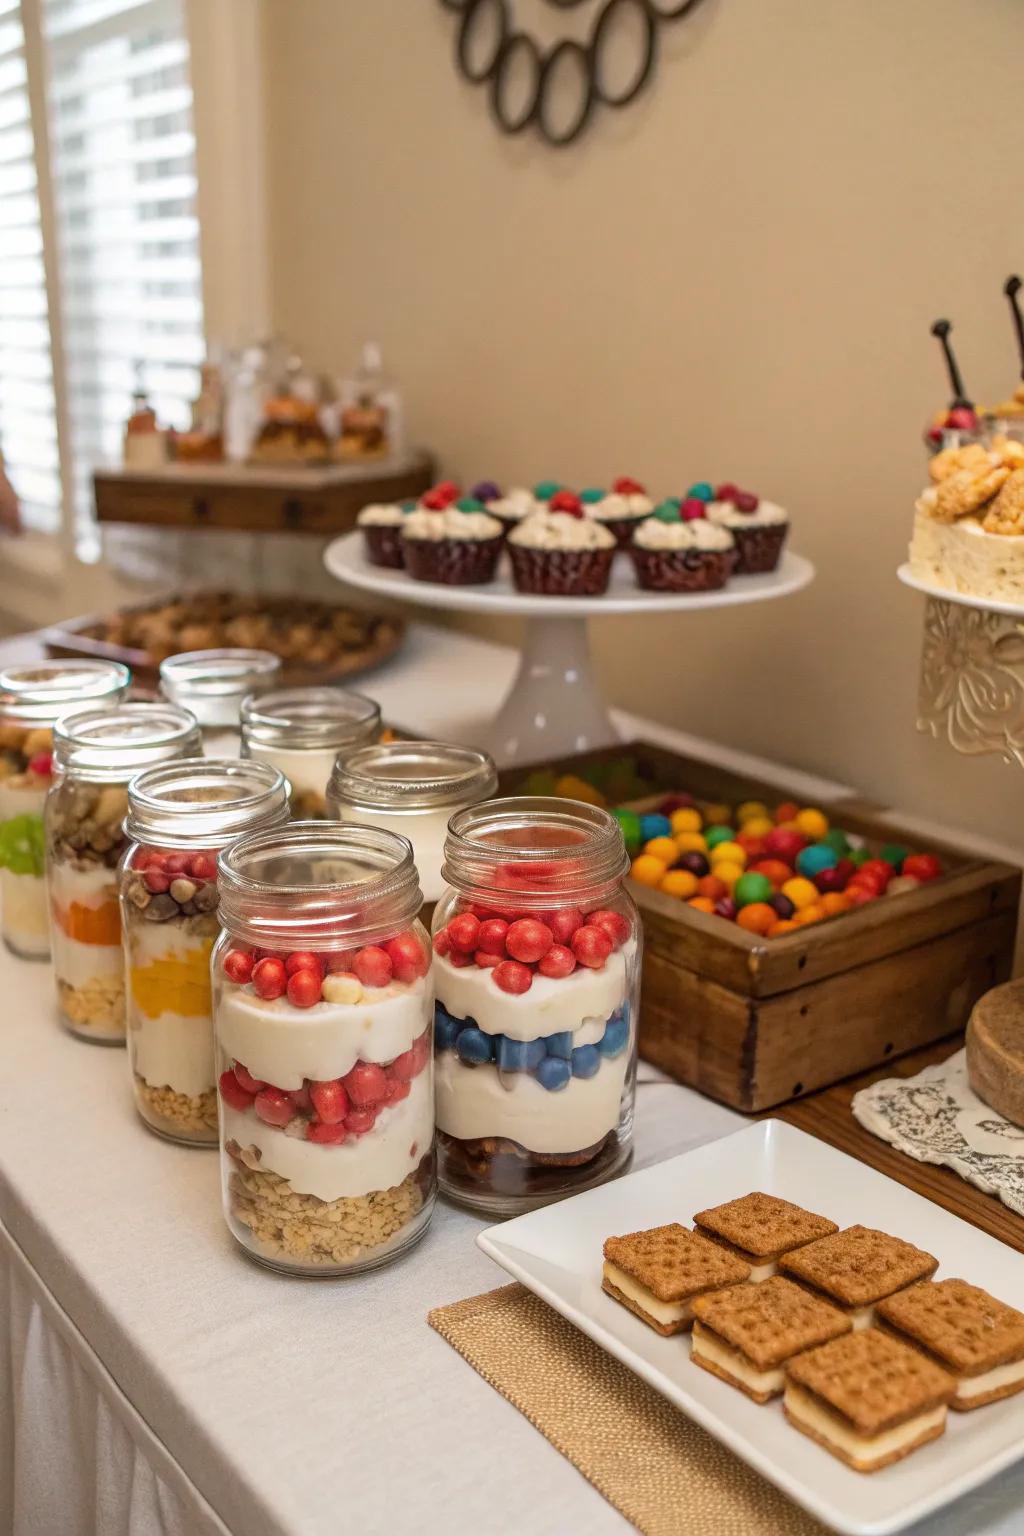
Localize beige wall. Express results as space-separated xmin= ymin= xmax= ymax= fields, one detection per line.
xmin=260 ymin=0 xmax=1023 ymax=844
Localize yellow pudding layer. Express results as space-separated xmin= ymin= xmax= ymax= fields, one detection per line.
xmin=130 ymin=939 xmax=214 ymax=1020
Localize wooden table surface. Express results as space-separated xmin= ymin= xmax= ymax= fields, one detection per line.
xmin=769 ymin=1035 xmax=1024 ymax=1254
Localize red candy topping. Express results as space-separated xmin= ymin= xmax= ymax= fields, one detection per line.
xmin=613 ymin=476 xmax=646 ymax=495
xmin=447 ymin=913 xmax=481 ymax=953
xmin=538 ymin=944 xmax=577 ymax=979
xmin=254 ymin=1087 xmax=293 ymax=1127
xmin=474 ymin=950 xmax=501 ymax=968
xmin=143 ymin=865 xmax=171 ymax=894
xmin=286 ymin=968 xmax=322 ymax=1009
xmin=505 ymin=917 xmax=553 ymax=965
xmin=189 ymin=852 xmax=217 ymax=881
xmin=352 ymin=945 xmax=393 ymax=989
xmin=715 ymin=482 xmax=739 ymax=502
xmin=586 ymin=909 xmax=631 ymax=948
xmin=433 ymin=929 xmax=451 ymax=957
xmin=680 ymin=498 xmax=707 ymax=521
xmin=493 ymin=959 xmax=533 ymax=995
xmin=734 ymin=491 xmax=760 ymax=513
xmin=548 ymin=907 xmax=583 ymax=945
xmin=385 ymin=930 xmax=428 ymax=983
xmin=285 ymin=951 xmax=324 ymax=977
xmin=549 ymin=490 xmax=584 ymax=517
xmin=218 ymin=1069 xmax=254 ymax=1112
xmin=309 ymin=1078 xmax=349 ymax=1124
xmin=572 ymin=923 xmax=613 ymax=969
xmin=27 ymin=751 xmax=53 ymax=777
xmin=344 ymin=1060 xmax=388 ymax=1107
xmin=251 ymin=956 xmax=287 ymax=1000
xmin=344 ymin=1107 xmax=378 ymax=1136
xmin=476 ymin=918 xmax=510 ymax=955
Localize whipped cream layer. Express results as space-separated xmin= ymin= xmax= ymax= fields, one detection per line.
xmin=403 ymin=507 xmax=502 ymax=542
xmin=633 ymin=517 xmax=735 ymax=552
xmin=223 ymin=1069 xmax=432 ymax=1202
xmin=51 ymin=928 xmax=124 ymax=985
xmin=604 ymin=1260 xmax=692 ymax=1328
xmin=708 ymin=498 xmax=788 ymax=528
xmin=128 ymin=917 xmax=212 ymax=964
xmin=692 ymin=1324 xmax=785 ymax=1393
xmin=217 ymin=975 xmax=430 ymax=1090
xmin=49 ymin=860 xmax=118 ymax=905
xmin=435 ymin=1049 xmax=628 ymax=1153
xmin=247 ymin=741 xmax=337 ymax=798
xmin=132 ymin=1009 xmax=215 ymax=1098
xmin=434 ymin=949 xmax=627 ymax=1041
xmin=956 ymin=1357 xmax=1024 ymax=1403
xmin=509 ymin=509 xmax=616 ymax=552
xmin=908 ymin=508 xmax=1024 ymax=603
xmin=1 ymin=869 xmax=49 ymax=955
xmin=588 ymin=492 xmax=652 ymax=521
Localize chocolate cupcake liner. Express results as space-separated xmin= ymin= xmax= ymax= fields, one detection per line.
xmin=730 ymin=522 xmax=788 ymax=574
xmin=630 ymin=547 xmax=735 ymax=592
xmin=361 ymin=524 xmax=406 ymax=569
xmin=508 ymin=545 xmax=615 ymax=597
xmin=404 ymin=534 xmax=503 ymax=585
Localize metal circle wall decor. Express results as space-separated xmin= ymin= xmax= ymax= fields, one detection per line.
xmin=441 ymin=0 xmax=710 ymax=146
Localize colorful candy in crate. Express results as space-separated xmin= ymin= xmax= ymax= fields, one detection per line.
xmin=616 ymin=796 xmax=944 ymax=937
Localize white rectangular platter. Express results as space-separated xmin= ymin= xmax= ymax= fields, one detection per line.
xmin=476 ymin=1120 xmax=1024 ymax=1535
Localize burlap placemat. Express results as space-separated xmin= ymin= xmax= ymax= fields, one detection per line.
xmin=428 ymin=1283 xmax=826 ymax=1536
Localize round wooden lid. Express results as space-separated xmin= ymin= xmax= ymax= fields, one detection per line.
xmin=965 ymin=979 xmax=1024 ymax=1128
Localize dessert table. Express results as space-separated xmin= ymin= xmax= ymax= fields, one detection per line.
xmin=2 ymin=620 xmax=1023 ymax=1536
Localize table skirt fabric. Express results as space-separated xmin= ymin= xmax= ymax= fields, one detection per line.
xmin=0 ymin=1222 xmax=229 ymax=1536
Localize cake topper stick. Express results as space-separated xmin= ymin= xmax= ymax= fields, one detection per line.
xmin=1004 ymin=276 xmax=1024 ymax=382
xmin=930 ymin=319 xmax=973 ymax=408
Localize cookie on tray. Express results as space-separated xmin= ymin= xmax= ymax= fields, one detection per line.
xmin=784 ymin=1328 xmax=955 ymax=1472
xmin=691 ymin=1275 xmax=851 ymax=1403
xmin=778 ymin=1225 xmax=937 ymax=1328
xmin=693 ymin=1192 xmax=838 ymax=1281
xmin=602 ymin=1223 xmax=750 ymax=1336
xmin=876 ymin=1278 xmax=1024 ymax=1411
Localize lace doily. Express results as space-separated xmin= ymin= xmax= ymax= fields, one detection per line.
xmin=852 ymin=1049 xmax=1024 ymax=1217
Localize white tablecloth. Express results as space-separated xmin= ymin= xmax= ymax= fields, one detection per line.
xmin=2 ymin=622 xmax=1024 ymax=1534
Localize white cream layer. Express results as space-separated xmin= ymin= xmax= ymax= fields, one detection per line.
xmin=955 ymin=1357 xmax=1024 ymax=1403
xmin=51 ymin=928 xmax=124 ymax=985
xmin=48 ymin=860 xmax=118 ymax=905
xmin=691 ymin=1323 xmax=785 ymax=1395
xmin=434 ymin=949 xmax=627 ymax=1041
xmin=908 ymin=508 xmax=1024 ymax=603
xmin=217 ymin=976 xmax=430 ymax=1091
xmin=1 ymin=869 xmax=50 ymax=953
xmin=127 ymin=918 xmax=212 ymax=963
xmin=131 ymin=1009 xmax=215 ymax=1099
xmin=784 ymin=1385 xmax=945 ymax=1467
xmin=335 ymin=805 xmax=449 ymax=902
xmin=247 ymin=742 xmax=337 ymax=798
xmin=603 ymin=1261 xmax=692 ymax=1328
xmin=223 ymin=1070 xmax=432 ymax=1202
xmin=435 ymin=1050 xmax=628 ymax=1153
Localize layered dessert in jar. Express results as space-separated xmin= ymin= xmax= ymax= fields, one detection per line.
xmin=0 ymin=661 xmax=129 ymax=959
xmin=241 ymin=685 xmax=381 ymax=818
xmin=159 ymin=647 xmax=281 ymax=755
xmin=213 ymin=823 xmax=435 ymax=1275
xmin=432 ymin=797 xmax=640 ymax=1215
xmin=909 ymin=436 xmax=1024 ymax=602
xmin=327 ymin=740 xmax=497 ymax=904
xmin=121 ymin=759 xmax=289 ymax=1144
xmin=46 ymin=703 xmax=200 ymax=1042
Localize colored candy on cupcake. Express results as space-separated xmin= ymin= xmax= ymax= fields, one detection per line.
xmin=706 ymin=484 xmax=789 ymax=573
xmin=402 ymin=488 xmax=504 ymax=585
xmin=630 ymin=501 xmax=736 ymax=591
xmin=580 ymin=476 xmax=654 ymax=548
xmin=356 ymin=500 xmax=417 ymax=568
xmin=508 ymin=493 xmax=616 ymax=596
xmin=484 ymin=484 xmax=541 ymax=533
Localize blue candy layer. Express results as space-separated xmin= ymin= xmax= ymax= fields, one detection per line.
xmin=434 ymin=999 xmax=629 ymax=1091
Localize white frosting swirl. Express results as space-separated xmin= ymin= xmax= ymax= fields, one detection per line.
xmin=403 ymin=507 xmax=503 ymax=542
xmin=487 ymin=487 xmax=538 ymax=521
xmin=633 ymin=517 xmax=735 ymax=551
xmin=588 ymin=492 xmax=653 ymax=521
xmin=357 ymin=502 xmax=405 ymax=527
xmin=707 ymin=498 xmax=788 ymax=529
xmin=509 ymin=509 xmax=616 ymax=551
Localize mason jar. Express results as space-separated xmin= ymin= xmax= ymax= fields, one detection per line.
xmin=213 ymin=823 xmax=434 ymax=1276
xmin=159 ymin=648 xmax=281 ymax=755
xmin=432 ymin=797 xmax=640 ymax=1216
xmin=121 ymin=758 xmax=290 ymax=1145
xmin=46 ymin=703 xmax=201 ymax=1044
xmin=241 ymin=685 xmax=381 ymax=819
xmin=0 ymin=660 xmax=130 ymax=959
xmin=327 ymin=741 xmax=498 ymax=905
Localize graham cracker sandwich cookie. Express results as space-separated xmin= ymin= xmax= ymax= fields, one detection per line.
xmin=784 ymin=1328 xmax=955 ymax=1472
xmin=690 ymin=1275 xmax=851 ymax=1403
xmin=602 ymin=1223 xmax=750 ymax=1335
xmin=876 ymin=1278 xmax=1024 ymax=1410
xmin=779 ymin=1225 xmax=937 ymax=1328
xmin=693 ymin=1192 xmax=838 ymax=1280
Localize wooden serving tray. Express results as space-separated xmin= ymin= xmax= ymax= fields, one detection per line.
xmin=501 ymin=742 xmax=1022 ymax=1113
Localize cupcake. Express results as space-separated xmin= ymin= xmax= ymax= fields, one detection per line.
xmin=356 ymin=500 xmax=416 ymax=568
xmin=475 ymin=483 xmax=539 ymax=537
xmin=580 ymin=476 xmax=654 ymax=548
xmin=706 ymin=483 xmax=789 ymax=573
xmin=507 ymin=493 xmax=616 ymax=595
xmin=402 ymin=498 xmax=504 ymax=585
xmin=630 ymin=501 xmax=736 ymax=591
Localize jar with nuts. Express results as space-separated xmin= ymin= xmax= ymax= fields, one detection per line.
xmin=121 ymin=758 xmax=289 ymax=1145
xmin=241 ymin=685 xmax=381 ymax=819
xmin=0 ymin=661 xmax=129 ymax=960
xmin=46 ymin=703 xmax=201 ymax=1043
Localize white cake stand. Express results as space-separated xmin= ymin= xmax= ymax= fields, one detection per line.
xmin=325 ymin=532 xmax=814 ymax=765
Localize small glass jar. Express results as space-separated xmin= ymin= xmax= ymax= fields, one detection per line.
xmin=159 ymin=648 xmax=281 ymax=755
xmin=213 ymin=823 xmax=435 ymax=1277
xmin=433 ymin=797 xmax=640 ymax=1216
xmin=0 ymin=660 xmax=130 ymax=959
xmin=46 ymin=703 xmax=201 ymax=1044
xmin=327 ymin=741 xmax=497 ymax=903
xmin=121 ymin=758 xmax=290 ymax=1146
xmin=241 ymin=686 xmax=381 ymax=819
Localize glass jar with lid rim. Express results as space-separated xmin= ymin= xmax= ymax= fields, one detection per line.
xmin=432 ymin=796 xmax=640 ymax=1216
xmin=327 ymin=740 xmax=498 ymax=904
xmin=47 ymin=702 xmax=201 ymax=1044
xmin=121 ymin=757 xmax=290 ymax=1146
xmin=241 ymin=685 xmax=381 ymax=819
xmin=0 ymin=659 xmax=130 ymax=960
xmin=213 ymin=821 xmax=435 ymax=1277
xmin=159 ymin=648 xmax=281 ymax=755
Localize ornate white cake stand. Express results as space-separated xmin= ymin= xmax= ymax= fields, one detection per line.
xmin=898 ymin=563 xmax=1024 ymax=769
xmin=325 ymin=532 xmax=814 ymax=764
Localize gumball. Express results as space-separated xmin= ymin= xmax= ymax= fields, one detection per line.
xmin=833 ymin=858 xmax=855 ymax=885
xmin=902 ymin=853 xmax=942 ymax=883
xmin=675 ymin=832 xmax=708 ymax=854
xmin=687 ymin=897 xmax=716 ymax=913
xmin=822 ymin=828 xmax=851 ymax=859
xmin=640 ymin=813 xmax=673 ymax=841
xmin=858 ymin=859 xmax=894 ymax=890
xmin=880 ymin=843 xmax=911 ymax=873
xmin=705 ymin=824 xmax=736 ymax=850
xmin=710 ymin=839 xmax=746 ymax=868
xmin=556 ymin=774 xmax=606 ymax=807
xmin=795 ymin=844 xmax=838 ymax=879
xmin=644 ymin=835 xmax=680 ymax=867
xmin=702 ymin=802 xmax=731 ymax=826
xmin=750 ymin=859 xmax=793 ymax=887
xmin=740 ymin=815 xmax=774 ymax=839
xmin=736 ymin=832 xmax=769 ymax=861
xmin=736 ymin=800 xmax=769 ymax=825
xmin=697 ymin=874 xmax=729 ymax=901
xmin=845 ymin=883 xmax=877 ymax=908
xmin=534 ymin=480 xmax=561 ymax=500
xmin=887 ymin=874 xmax=922 ymax=896
xmin=660 ymin=870 xmax=698 ymax=899
xmin=821 ymin=892 xmax=851 ymax=916
xmin=781 ymin=877 xmax=819 ymax=911
xmin=792 ymin=903 xmax=825 ymax=926
xmin=670 ymin=808 xmax=703 ymax=834
xmin=679 ymin=850 xmax=710 ymax=878
xmin=764 ymin=827 xmax=808 ymax=865
xmin=630 ymin=854 xmax=668 ymax=887
xmin=657 ymin=792 xmax=695 ymax=814
xmin=713 ymin=896 xmax=737 ymax=920
xmin=767 ymin=919 xmax=798 ymax=936
xmin=768 ymin=893 xmax=795 ymax=919
xmin=795 ymin=808 xmax=829 ymax=841
xmin=737 ymin=902 xmax=775 ymax=935
xmin=686 ymin=481 xmax=715 ymax=502
xmin=456 ymin=496 xmax=486 ymax=512
xmin=813 ymin=867 xmax=847 ymax=895
xmin=774 ymin=800 xmax=800 ymax=825
xmin=713 ymin=861 xmax=744 ymax=889
xmin=733 ymin=871 xmax=773 ymax=908
xmin=612 ymin=808 xmax=642 ymax=852
xmin=680 ymin=498 xmax=707 ymax=521
xmin=849 ymin=846 xmax=871 ymax=867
